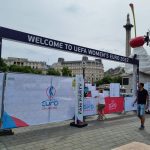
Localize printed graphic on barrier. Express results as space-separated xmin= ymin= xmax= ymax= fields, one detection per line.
xmin=104 ymin=97 xmax=124 ymax=114
xmin=42 ymin=80 xmax=59 ymax=110
xmin=83 ymin=97 xmax=98 ymax=116
xmin=1 ymin=73 xmax=75 ymax=129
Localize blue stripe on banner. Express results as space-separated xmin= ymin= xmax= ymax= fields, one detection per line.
xmin=1 ymin=112 xmax=16 ymax=129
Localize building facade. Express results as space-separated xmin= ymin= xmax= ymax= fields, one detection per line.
xmin=52 ymin=56 xmax=104 ymax=82
xmin=4 ymin=57 xmax=47 ymax=70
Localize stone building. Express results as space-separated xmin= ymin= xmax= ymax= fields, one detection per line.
xmin=52 ymin=56 xmax=104 ymax=82
xmin=4 ymin=57 xmax=47 ymax=70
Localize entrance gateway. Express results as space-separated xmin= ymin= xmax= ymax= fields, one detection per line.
xmin=0 ymin=27 xmax=139 ymax=130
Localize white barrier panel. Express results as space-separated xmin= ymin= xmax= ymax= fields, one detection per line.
xmin=75 ymin=75 xmax=84 ymax=124
xmin=83 ymin=97 xmax=99 ymax=116
xmin=0 ymin=73 xmax=4 ymax=122
xmin=124 ymin=97 xmax=137 ymax=112
xmin=145 ymin=82 xmax=150 ymax=110
xmin=2 ymin=73 xmax=75 ymax=129
xmin=110 ymin=83 xmax=120 ymax=97
xmin=103 ymin=90 xmax=109 ymax=97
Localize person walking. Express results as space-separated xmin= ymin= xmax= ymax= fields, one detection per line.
xmin=97 ymin=93 xmax=106 ymax=121
xmin=133 ymin=83 xmax=149 ymax=130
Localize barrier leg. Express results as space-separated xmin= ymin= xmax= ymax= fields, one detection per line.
xmin=0 ymin=129 xmax=14 ymax=136
xmin=70 ymin=120 xmax=88 ymax=128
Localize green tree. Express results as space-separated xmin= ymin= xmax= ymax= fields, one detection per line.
xmin=9 ymin=65 xmax=31 ymax=73
xmin=33 ymin=69 xmax=42 ymax=74
xmin=61 ymin=66 xmax=72 ymax=76
xmin=47 ymin=68 xmax=60 ymax=76
xmin=101 ymin=76 xmax=112 ymax=84
xmin=96 ymin=80 xmax=103 ymax=86
xmin=96 ymin=76 xmax=122 ymax=87
xmin=0 ymin=59 xmax=9 ymax=72
xmin=8 ymin=65 xmax=43 ymax=74
xmin=112 ymin=76 xmax=122 ymax=84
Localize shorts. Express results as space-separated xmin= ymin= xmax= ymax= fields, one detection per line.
xmin=98 ymin=104 xmax=105 ymax=110
xmin=137 ymin=104 xmax=145 ymax=117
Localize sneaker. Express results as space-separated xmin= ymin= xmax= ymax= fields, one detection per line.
xmin=139 ymin=125 xmax=145 ymax=130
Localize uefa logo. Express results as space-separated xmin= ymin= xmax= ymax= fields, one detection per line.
xmin=46 ymin=85 xmax=56 ymax=99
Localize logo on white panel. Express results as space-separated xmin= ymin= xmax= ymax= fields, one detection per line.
xmin=46 ymin=85 xmax=56 ymax=99
xmin=41 ymin=79 xmax=59 ymax=110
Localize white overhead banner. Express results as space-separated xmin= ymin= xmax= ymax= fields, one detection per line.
xmin=1 ymin=73 xmax=75 ymax=129
xmin=124 ymin=97 xmax=137 ymax=112
xmin=0 ymin=73 xmax=4 ymax=124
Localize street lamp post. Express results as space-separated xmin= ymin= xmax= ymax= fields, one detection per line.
xmin=91 ymin=74 xmax=94 ymax=86
xmin=82 ymin=61 xmax=86 ymax=80
xmin=82 ymin=61 xmax=86 ymax=122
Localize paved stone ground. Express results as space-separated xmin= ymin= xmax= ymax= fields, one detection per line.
xmin=0 ymin=113 xmax=150 ymax=150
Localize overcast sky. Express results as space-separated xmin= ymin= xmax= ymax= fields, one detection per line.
xmin=0 ymin=0 xmax=150 ymax=71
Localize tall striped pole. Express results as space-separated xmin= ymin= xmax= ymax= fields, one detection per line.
xmin=129 ymin=3 xmax=136 ymax=37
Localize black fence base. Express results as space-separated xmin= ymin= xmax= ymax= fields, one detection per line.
xmin=0 ymin=129 xmax=14 ymax=136
xmin=70 ymin=122 xmax=88 ymax=128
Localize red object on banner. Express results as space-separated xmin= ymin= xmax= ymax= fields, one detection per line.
xmin=129 ymin=36 xmax=145 ymax=48
xmin=86 ymin=91 xmax=92 ymax=97
xmin=104 ymin=97 xmax=124 ymax=114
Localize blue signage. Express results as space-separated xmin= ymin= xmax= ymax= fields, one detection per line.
xmin=0 ymin=26 xmax=139 ymax=65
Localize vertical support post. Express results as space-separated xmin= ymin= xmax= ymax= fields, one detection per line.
xmin=83 ymin=68 xmax=85 ymax=80
xmin=0 ymin=73 xmax=6 ymax=129
xmin=0 ymin=37 xmax=2 ymax=61
xmin=133 ymin=64 xmax=137 ymax=98
xmin=0 ymin=39 xmax=14 ymax=135
xmin=133 ymin=57 xmax=139 ymax=99
xmin=0 ymin=73 xmax=14 ymax=136
xmin=0 ymin=38 xmax=3 ymax=130
xmin=91 ymin=74 xmax=94 ymax=86
xmin=136 ymin=62 xmax=139 ymax=88
xmin=82 ymin=61 xmax=86 ymax=121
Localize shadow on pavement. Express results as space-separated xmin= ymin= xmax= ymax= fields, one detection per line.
xmin=0 ymin=114 xmax=149 ymax=148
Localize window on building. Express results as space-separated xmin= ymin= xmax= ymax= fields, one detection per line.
xmin=123 ymin=78 xmax=129 ymax=85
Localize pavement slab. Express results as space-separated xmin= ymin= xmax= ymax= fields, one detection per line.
xmin=0 ymin=113 xmax=150 ymax=150
xmin=112 ymin=142 xmax=150 ymax=150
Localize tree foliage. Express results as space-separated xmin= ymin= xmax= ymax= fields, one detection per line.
xmin=0 ymin=59 xmax=42 ymax=74
xmin=96 ymin=76 xmax=122 ymax=86
xmin=9 ymin=65 xmax=42 ymax=74
xmin=0 ymin=59 xmax=9 ymax=72
xmin=47 ymin=68 xmax=60 ymax=76
xmin=0 ymin=59 xmax=72 ymax=77
xmin=61 ymin=66 xmax=72 ymax=76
